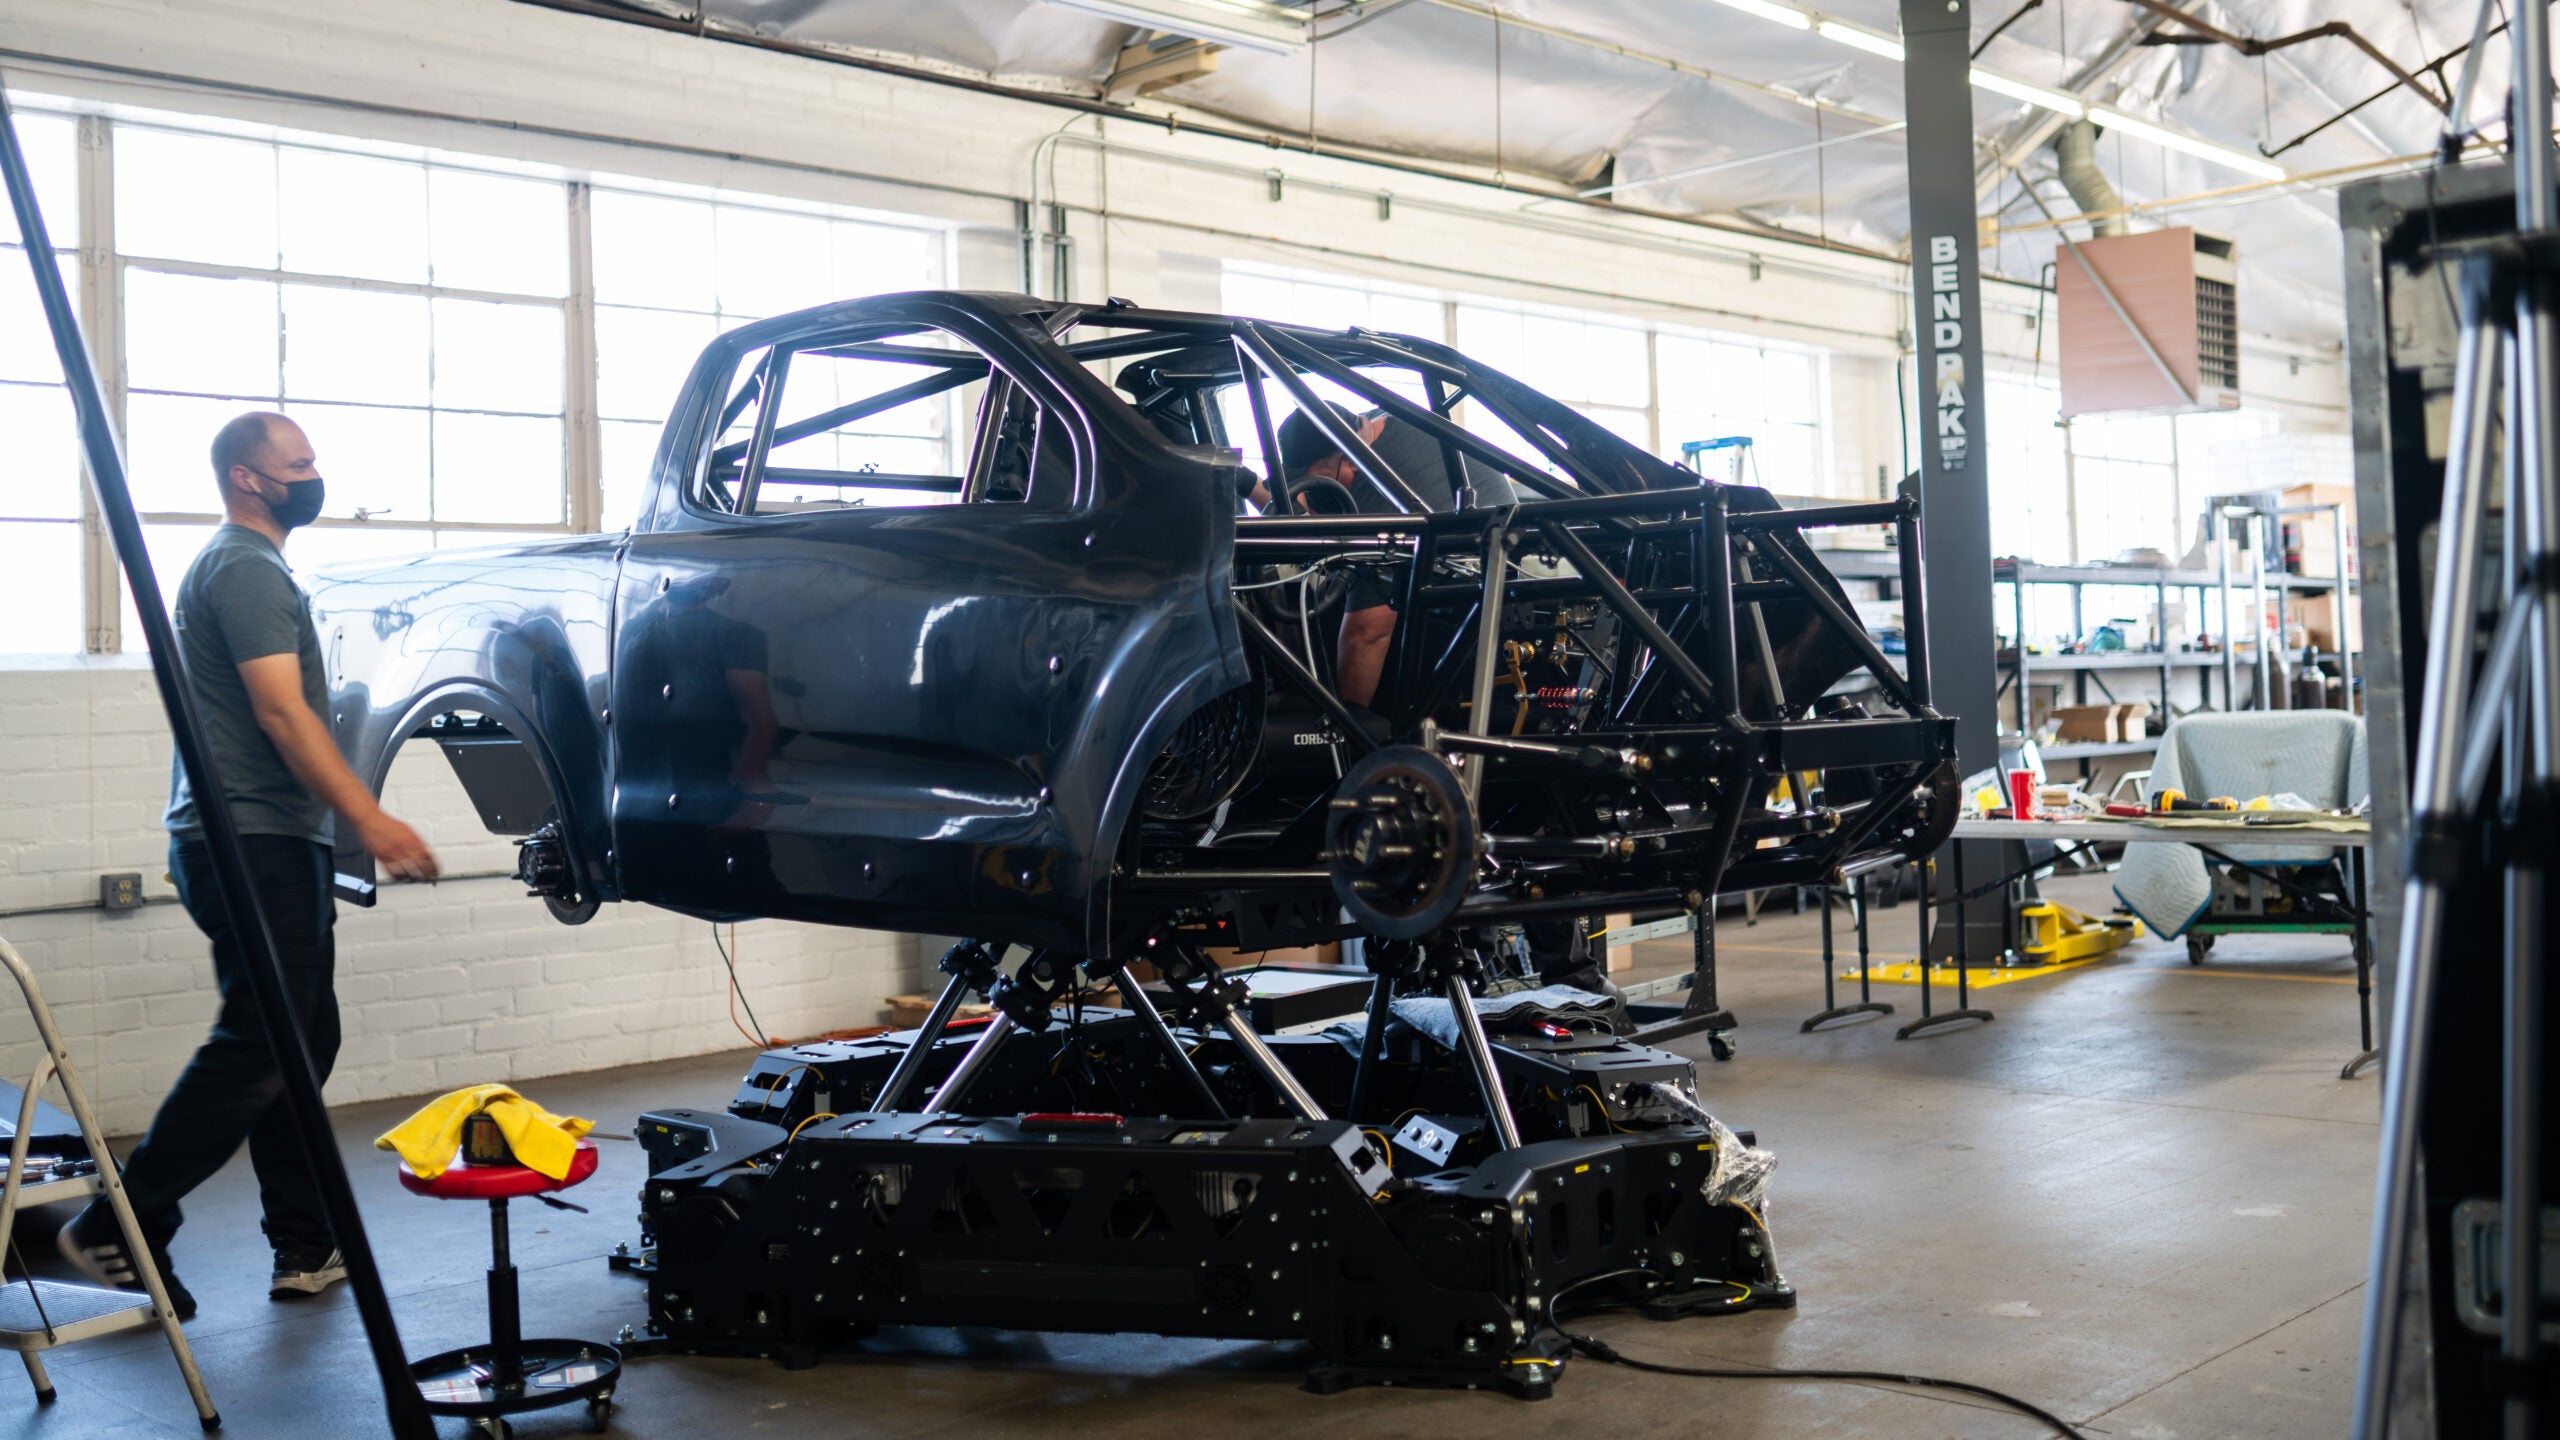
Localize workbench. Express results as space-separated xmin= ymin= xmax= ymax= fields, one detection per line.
xmin=1946 ymin=815 xmax=2375 ymax=1076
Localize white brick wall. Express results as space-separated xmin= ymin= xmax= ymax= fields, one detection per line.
xmin=0 ymin=659 xmax=917 ymax=1135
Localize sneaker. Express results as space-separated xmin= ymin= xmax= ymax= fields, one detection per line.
xmin=269 ymin=1246 xmax=347 ymax=1300
xmin=56 ymin=1206 xmax=196 ymax=1321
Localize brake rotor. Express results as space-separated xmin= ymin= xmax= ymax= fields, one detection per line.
xmin=1325 ymin=745 xmax=1479 ymax=939
xmin=1892 ymin=760 xmax=1962 ymax=862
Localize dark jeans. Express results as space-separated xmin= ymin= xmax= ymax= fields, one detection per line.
xmin=118 ymin=834 xmax=342 ymax=1255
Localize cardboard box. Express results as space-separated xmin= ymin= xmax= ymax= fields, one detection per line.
xmin=2281 ymin=482 xmax=2358 ymax=578
xmin=886 ymin=994 xmax=994 ymax=1029
xmin=2298 ymin=591 xmax=2363 ymax=653
xmin=2049 ymin=704 xmax=2116 ymax=742
xmin=2047 ymin=701 xmax=2152 ymax=744
xmin=1603 ymin=910 xmax=1636 ymax=974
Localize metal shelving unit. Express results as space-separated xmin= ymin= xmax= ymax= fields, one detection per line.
xmin=1807 ymin=531 xmax=2360 ymax=779
xmin=1995 ymin=528 xmax=2359 ymax=777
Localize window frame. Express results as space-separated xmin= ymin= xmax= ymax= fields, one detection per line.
xmin=668 ymin=312 xmax=1081 ymax=528
xmin=0 ymin=109 xmax=90 ymax=652
xmin=1 ymin=100 xmax=957 ymax=655
xmin=1224 ymin=264 xmax=1841 ymax=500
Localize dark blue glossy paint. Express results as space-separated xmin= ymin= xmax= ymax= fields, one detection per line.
xmin=314 ymin=293 xmax=1245 ymax=954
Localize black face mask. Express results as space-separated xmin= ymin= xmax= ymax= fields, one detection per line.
xmin=247 ymin=466 xmax=326 ymax=530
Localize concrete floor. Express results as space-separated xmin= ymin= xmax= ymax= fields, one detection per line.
xmin=4 ymin=870 xmax=2381 ymax=1439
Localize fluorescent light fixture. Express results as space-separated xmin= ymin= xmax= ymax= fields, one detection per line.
xmin=1705 ymin=0 xmax=1812 ymax=31
xmin=1968 ymin=67 xmax=2083 ymax=117
xmin=1047 ymin=0 xmax=1310 ymax=54
xmin=2090 ymin=106 xmax=2288 ymax=181
xmin=1816 ymin=20 xmax=1904 ymax=61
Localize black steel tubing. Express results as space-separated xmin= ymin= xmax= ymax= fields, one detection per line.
xmin=1383 ymin=528 xmax=1439 ymax=721
xmin=1234 ymin=539 xmax=1412 ymax=560
xmin=1233 ymin=325 xmax=1429 ymax=513
xmin=1112 ymin=970 xmax=1227 ymax=1119
xmin=1536 ymin=517 xmax=1722 ymax=713
xmin=1755 ymin=526 xmax=1920 ymax=711
xmin=0 ymin=89 xmax=437 ymax=1440
xmin=1256 ymin=325 xmax=1578 ymax=503
xmin=1238 ymin=336 xmax=1292 ymax=512
xmin=1694 ymin=489 xmax=1749 ymax=727
xmin=1239 ymin=514 xmax=1437 ymax=536
xmin=1235 ymin=607 xmax=1381 ymax=758
xmin=1417 ymin=576 xmax=1799 ymax=606
xmin=1454 ymin=888 xmax=1687 ymax=923
xmin=1445 ymin=377 xmax=1617 ymax=495
xmin=1347 ymin=962 xmax=1394 ymax=1123
xmin=1895 ymin=501 xmax=1935 ymax=710
xmin=1124 ymin=868 xmax=1333 ymax=886
xmin=1233 ymin=482 xmax=1763 ymax=536
xmin=1726 ymin=498 xmax=1915 ymax=531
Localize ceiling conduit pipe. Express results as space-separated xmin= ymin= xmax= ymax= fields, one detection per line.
xmin=2054 ymin=118 xmax=2128 ymax=237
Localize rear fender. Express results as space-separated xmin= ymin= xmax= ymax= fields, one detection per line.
xmin=339 ymin=682 xmax=611 ymax=910
xmin=1088 ymin=653 xmax=1251 ymax=954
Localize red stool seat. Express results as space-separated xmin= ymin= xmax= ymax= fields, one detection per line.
xmin=386 ymin=1133 xmax=618 ymax=1432
xmin=397 ymin=1140 xmax=598 ymax=1200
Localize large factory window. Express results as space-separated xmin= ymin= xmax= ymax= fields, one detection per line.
xmin=0 ymin=96 xmax=956 ymax=655
xmin=111 ymin=123 xmax=574 ymax=646
xmin=1221 ymin=264 xmax=1836 ymax=498
xmin=0 ymin=112 xmax=83 ymax=653
xmin=1455 ymin=305 xmax=1654 ymax=457
xmin=1983 ymin=373 xmax=2071 ymax=561
xmin=2068 ymin=411 xmax=2183 ymax=561
xmin=590 ymin=188 xmax=940 ymax=529
xmin=1653 ymin=332 xmax=1826 ymax=492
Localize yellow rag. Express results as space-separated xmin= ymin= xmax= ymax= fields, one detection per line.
xmin=374 ymin=1084 xmax=595 ymax=1182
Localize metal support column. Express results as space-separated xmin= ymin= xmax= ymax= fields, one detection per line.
xmin=1900 ymin=0 xmax=2002 ymax=978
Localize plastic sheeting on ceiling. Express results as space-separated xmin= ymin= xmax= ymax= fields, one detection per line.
xmin=628 ymin=0 xmax=2519 ymax=346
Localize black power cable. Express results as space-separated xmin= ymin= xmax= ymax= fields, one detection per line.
xmin=1544 ymin=1270 xmax=2086 ymax=1439
xmin=711 ymin=923 xmax=771 ymax=1047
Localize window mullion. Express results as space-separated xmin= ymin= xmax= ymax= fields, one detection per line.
xmin=565 ymin=182 xmax=600 ymax=533
xmin=1643 ymin=328 xmax=1661 ymax=463
xmin=75 ymin=115 xmax=123 ymax=654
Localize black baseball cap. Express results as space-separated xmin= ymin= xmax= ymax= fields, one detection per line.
xmin=1275 ymin=400 xmax=1364 ymax=473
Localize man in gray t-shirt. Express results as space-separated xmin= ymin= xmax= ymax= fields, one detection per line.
xmin=1270 ymin=403 xmax=1514 ymax=707
xmin=59 ymin=412 xmax=439 ymax=1319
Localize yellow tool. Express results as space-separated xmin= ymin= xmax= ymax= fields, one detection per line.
xmin=2015 ymin=901 xmax=2143 ymax=964
xmin=2150 ymin=788 xmax=2238 ymax=813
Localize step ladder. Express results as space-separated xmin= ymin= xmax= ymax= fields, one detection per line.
xmin=0 ymin=935 xmax=217 ymax=1428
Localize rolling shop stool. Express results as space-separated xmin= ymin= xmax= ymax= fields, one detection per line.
xmin=395 ymin=1131 xmax=618 ymax=1438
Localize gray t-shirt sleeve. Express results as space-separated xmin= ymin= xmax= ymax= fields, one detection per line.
xmin=204 ymin=554 xmax=307 ymax=664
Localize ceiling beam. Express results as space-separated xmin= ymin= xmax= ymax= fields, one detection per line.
xmin=1416 ymin=0 xmax=1902 ymax=130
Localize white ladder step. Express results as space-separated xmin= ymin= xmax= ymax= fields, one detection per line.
xmin=0 ymin=1280 xmax=161 ymax=1352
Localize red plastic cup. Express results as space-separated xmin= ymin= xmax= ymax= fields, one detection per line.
xmin=2008 ymin=768 xmax=2038 ymax=820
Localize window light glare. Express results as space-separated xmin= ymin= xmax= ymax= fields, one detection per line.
xmin=2089 ymin=107 xmax=2288 ymax=181
xmin=1816 ymin=21 xmax=1904 ymax=61
xmin=1702 ymin=0 xmax=1813 ymax=30
xmin=1968 ymin=68 xmax=2084 ymax=118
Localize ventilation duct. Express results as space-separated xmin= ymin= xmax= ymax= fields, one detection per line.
xmin=2054 ymin=119 xmax=2127 ymax=238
